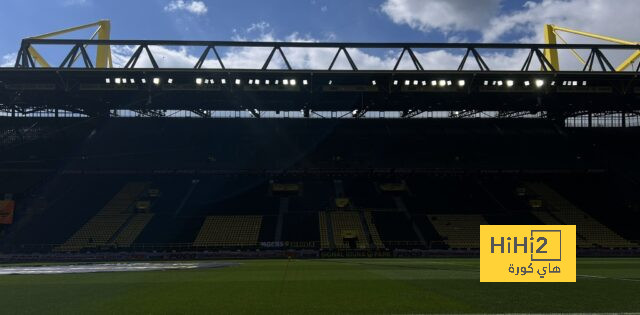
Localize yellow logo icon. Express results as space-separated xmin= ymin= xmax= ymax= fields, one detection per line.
xmin=480 ymin=225 xmax=576 ymax=282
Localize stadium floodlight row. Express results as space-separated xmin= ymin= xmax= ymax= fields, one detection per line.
xmin=1 ymin=39 xmax=640 ymax=120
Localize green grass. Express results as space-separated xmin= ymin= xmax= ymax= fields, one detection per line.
xmin=1 ymin=258 xmax=639 ymax=314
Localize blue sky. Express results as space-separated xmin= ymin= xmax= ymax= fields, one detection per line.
xmin=1 ymin=0 xmax=639 ymax=70
xmin=0 ymin=0 xmax=489 ymax=49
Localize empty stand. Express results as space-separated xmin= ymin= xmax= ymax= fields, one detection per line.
xmin=318 ymin=211 xmax=330 ymax=249
xmin=112 ymin=213 xmax=154 ymax=247
xmin=259 ymin=215 xmax=278 ymax=242
xmin=1 ymin=116 xmax=640 ymax=254
xmin=364 ymin=211 xmax=384 ymax=249
xmin=530 ymin=209 xmax=592 ymax=248
xmin=428 ymin=215 xmax=487 ymax=249
xmin=281 ymin=213 xmax=319 ymax=245
xmin=371 ymin=211 xmax=420 ymax=245
xmin=328 ymin=211 xmax=369 ymax=249
xmin=193 ymin=215 xmax=262 ymax=247
xmin=527 ymin=182 xmax=638 ymax=248
xmin=55 ymin=182 xmax=148 ymax=252
xmin=531 ymin=210 xmax=563 ymax=225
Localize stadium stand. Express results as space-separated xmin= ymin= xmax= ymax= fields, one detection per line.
xmin=328 ymin=211 xmax=369 ymax=249
xmin=318 ymin=211 xmax=331 ymax=249
xmin=530 ymin=209 xmax=593 ymax=248
xmin=1 ymin=118 xmax=640 ymax=254
xmin=526 ymin=182 xmax=638 ymax=248
xmin=112 ymin=213 xmax=155 ymax=248
xmin=364 ymin=211 xmax=385 ymax=249
xmin=193 ymin=215 xmax=262 ymax=247
xmin=531 ymin=210 xmax=563 ymax=225
xmin=55 ymin=182 xmax=148 ymax=252
xmin=281 ymin=213 xmax=319 ymax=246
xmin=428 ymin=215 xmax=488 ymax=249
xmin=370 ymin=211 xmax=420 ymax=246
xmin=546 ymin=175 xmax=640 ymax=241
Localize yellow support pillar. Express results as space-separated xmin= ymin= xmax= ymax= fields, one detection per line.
xmin=95 ymin=20 xmax=112 ymax=68
xmin=27 ymin=47 xmax=51 ymax=68
xmin=543 ymin=24 xmax=560 ymax=70
xmin=616 ymin=50 xmax=640 ymax=72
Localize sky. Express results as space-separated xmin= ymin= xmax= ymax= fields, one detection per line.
xmin=1 ymin=0 xmax=639 ymax=70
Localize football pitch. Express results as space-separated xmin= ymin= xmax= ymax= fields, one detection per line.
xmin=0 ymin=258 xmax=639 ymax=314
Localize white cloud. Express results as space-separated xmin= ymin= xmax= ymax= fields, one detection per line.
xmin=483 ymin=0 xmax=640 ymax=42
xmin=246 ymin=22 xmax=271 ymax=34
xmin=380 ymin=0 xmax=640 ymax=43
xmin=112 ymin=46 xmax=198 ymax=68
xmin=110 ymin=37 xmax=464 ymax=71
xmin=1 ymin=53 xmax=16 ymax=67
xmin=109 ymin=25 xmax=500 ymax=71
xmin=481 ymin=0 xmax=640 ymax=70
xmin=164 ymin=0 xmax=208 ymax=15
xmin=381 ymin=0 xmax=640 ymax=70
xmin=381 ymin=0 xmax=502 ymax=33
xmin=380 ymin=0 xmax=640 ymax=44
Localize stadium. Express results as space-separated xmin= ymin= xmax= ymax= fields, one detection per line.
xmin=1 ymin=1 xmax=640 ymax=314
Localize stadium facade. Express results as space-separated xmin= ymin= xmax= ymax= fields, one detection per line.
xmin=1 ymin=22 xmax=640 ymax=260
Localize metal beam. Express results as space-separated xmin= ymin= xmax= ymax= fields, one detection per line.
xmin=18 ymin=38 xmax=640 ymax=49
xmin=11 ymin=39 xmax=640 ymax=72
